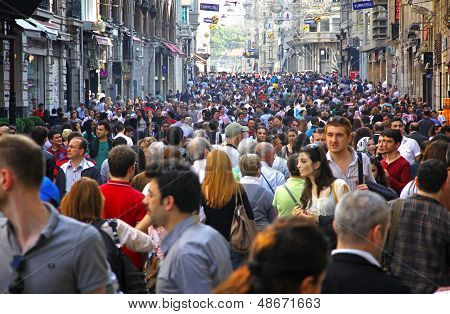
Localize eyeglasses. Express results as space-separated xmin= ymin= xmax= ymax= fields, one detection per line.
xmin=9 ymin=255 xmax=26 ymax=294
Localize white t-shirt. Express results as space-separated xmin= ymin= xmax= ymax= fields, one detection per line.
xmin=399 ymin=136 xmax=421 ymax=165
xmin=113 ymin=133 xmax=133 ymax=146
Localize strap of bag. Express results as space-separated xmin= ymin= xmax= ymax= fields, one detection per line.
xmin=107 ymin=219 xmax=121 ymax=249
xmin=261 ymin=172 xmax=275 ymax=194
xmin=331 ymin=180 xmax=338 ymax=204
xmin=284 ymin=184 xmax=300 ymax=206
xmin=385 ymin=199 xmax=403 ymax=257
xmin=356 ymin=152 xmax=364 ymax=185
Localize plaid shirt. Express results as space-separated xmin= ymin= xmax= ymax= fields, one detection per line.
xmin=386 ymin=194 xmax=450 ymax=293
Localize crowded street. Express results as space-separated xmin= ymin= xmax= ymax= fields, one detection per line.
xmin=0 ymin=0 xmax=449 ymax=303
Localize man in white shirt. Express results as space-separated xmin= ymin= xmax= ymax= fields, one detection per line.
xmin=224 ymin=122 xmax=248 ymax=168
xmin=188 ymin=137 xmax=211 ymax=183
xmin=255 ymin=142 xmax=285 ymax=194
xmin=390 ymin=118 xmax=421 ymax=165
xmin=113 ymin=122 xmax=133 ymax=146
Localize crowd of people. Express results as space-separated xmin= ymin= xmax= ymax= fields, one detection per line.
xmin=0 ymin=72 xmax=449 ymax=294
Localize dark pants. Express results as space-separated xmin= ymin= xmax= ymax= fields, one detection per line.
xmin=229 ymin=247 xmax=248 ymax=270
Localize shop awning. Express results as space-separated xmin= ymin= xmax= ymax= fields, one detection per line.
xmin=15 ymin=19 xmax=42 ymax=38
xmin=162 ymin=40 xmax=185 ymax=57
xmin=95 ymin=35 xmax=113 ymax=46
xmin=193 ymin=53 xmax=207 ymax=64
xmin=27 ymin=18 xmax=59 ymax=40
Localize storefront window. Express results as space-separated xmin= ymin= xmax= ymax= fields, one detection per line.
xmin=27 ymin=56 xmax=45 ymax=107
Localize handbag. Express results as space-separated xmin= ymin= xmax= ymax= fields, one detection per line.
xmin=143 ymin=251 xmax=160 ymax=293
xmin=357 ymin=152 xmax=398 ymax=201
xmin=230 ymin=189 xmax=257 ymax=253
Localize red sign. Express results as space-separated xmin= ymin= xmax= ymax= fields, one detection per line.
xmin=395 ymin=0 xmax=400 ymax=22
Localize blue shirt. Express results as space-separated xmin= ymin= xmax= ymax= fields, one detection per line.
xmin=157 ymin=216 xmax=232 ymax=294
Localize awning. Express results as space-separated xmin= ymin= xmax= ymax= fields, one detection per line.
xmin=27 ymin=18 xmax=59 ymax=41
xmin=95 ymin=35 xmax=113 ymax=46
xmin=162 ymin=40 xmax=185 ymax=57
xmin=162 ymin=41 xmax=178 ymax=54
xmin=193 ymin=53 xmax=207 ymax=64
xmin=15 ymin=19 xmax=42 ymax=38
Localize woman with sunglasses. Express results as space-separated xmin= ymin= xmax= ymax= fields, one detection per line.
xmin=296 ymin=144 xmax=349 ymax=216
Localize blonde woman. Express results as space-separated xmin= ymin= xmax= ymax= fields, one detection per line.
xmin=202 ymin=150 xmax=254 ymax=269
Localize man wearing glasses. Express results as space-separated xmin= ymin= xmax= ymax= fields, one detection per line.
xmin=0 ymin=135 xmax=109 ymax=293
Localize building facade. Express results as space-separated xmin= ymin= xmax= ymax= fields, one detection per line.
xmin=285 ymin=0 xmax=341 ymax=74
xmin=0 ymin=0 xmax=191 ymax=119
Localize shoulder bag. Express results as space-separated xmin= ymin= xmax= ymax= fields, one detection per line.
xmin=357 ymin=152 xmax=398 ymax=201
xmin=230 ymin=189 xmax=257 ymax=253
xmin=382 ymin=199 xmax=403 ymax=272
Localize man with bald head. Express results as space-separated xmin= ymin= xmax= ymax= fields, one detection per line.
xmin=255 ymin=142 xmax=285 ymax=194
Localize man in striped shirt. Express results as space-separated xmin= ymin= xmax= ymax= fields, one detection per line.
xmin=325 ymin=116 xmax=375 ymax=191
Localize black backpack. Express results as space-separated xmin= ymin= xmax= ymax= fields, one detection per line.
xmin=91 ymin=219 xmax=148 ymax=294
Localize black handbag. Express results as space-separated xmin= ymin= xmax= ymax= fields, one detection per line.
xmin=357 ymin=152 xmax=398 ymax=201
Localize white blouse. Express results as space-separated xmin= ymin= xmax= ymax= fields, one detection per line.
xmin=307 ymin=179 xmax=349 ymax=216
xmin=100 ymin=219 xmax=154 ymax=253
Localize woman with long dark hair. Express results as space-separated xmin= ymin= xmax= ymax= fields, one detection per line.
xmin=370 ymin=157 xmax=389 ymax=187
xmin=296 ymin=144 xmax=349 ymax=216
xmin=136 ymin=108 xmax=150 ymax=141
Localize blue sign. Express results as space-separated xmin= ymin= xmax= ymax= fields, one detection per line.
xmin=200 ymin=3 xmax=220 ymax=11
xmin=304 ymin=18 xmax=315 ymax=25
xmin=203 ymin=17 xmax=213 ymax=23
xmin=353 ymin=1 xmax=374 ymax=10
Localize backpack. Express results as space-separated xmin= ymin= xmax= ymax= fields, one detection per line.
xmin=91 ymin=219 xmax=148 ymax=294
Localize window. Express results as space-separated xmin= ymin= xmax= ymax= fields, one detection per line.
xmin=309 ymin=24 xmax=317 ymax=32
xmin=181 ymin=6 xmax=188 ymax=25
xmin=320 ymin=18 xmax=330 ymax=32
xmin=331 ymin=18 xmax=340 ymax=32
xmin=268 ymin=46 xmax=273 ymax=59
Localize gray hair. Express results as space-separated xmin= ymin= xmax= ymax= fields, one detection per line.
xmin=193 ymin=129 xmax=208 ymax=139
xmin=239 ymin=154 xmax=261 ymax=177
xmin=148 ymin=142 xmax=165 ymax=164
xmin=188 ymin=137 xmax=211 ymax=161
xmin=334 ymin=191 xmax=390 ymax=244
xmin=238 ymin=138 xmax=257 ymax=156
xmin=255 ymin=142 xmax=274 ymax=159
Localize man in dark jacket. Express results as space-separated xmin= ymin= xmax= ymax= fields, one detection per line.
xmin=89 ymin=121 xmax=113 ymax=169
xmin=418 ymin=108 xmax=435 ymax=137
xmin=30 ymin=126 xmax=56 ymax=180
xmin=322 ymin=191 xmax=410 ymax=294
xmin=407 ymin=122 xmax=428 ymax=147
xmin=55 ymin=137 xmax=101 ymax=197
